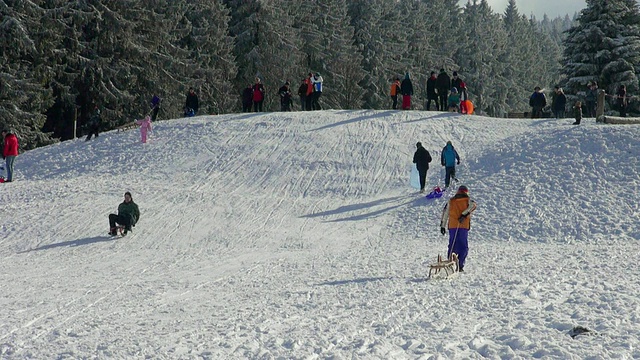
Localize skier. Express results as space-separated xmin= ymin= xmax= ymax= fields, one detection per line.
xmin=2 ymin=129 xmax=18 ymax=183
xmin=440 ymin=185 xmax=477 ymax=272
xmin=85 ymin=105 xmax=102 ymax=141
xmin=184 ymin=87 xmax=199 ymax=117
xmin=440 ymin=141 xmax=460 ymax=188
xmin=108 ymin=191 xmax=140 ymax=236
xmin=136 ymin=115 xmax=152 ymax=143
xmin=413 ymin=142 xmax=433 ymax=193
xmin=401 ymin=72 xmax=413 ymax=110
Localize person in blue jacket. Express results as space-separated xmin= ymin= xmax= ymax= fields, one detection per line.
xmin=440 ymin=141 xmax=460 ymax=188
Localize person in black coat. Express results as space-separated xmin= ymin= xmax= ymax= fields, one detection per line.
xmin=529 ymin=86 xmax=547 ymax=118
xmin=400 ymin=72 xmax=414 ymax=110
xmin=413 ymin=142 xmax=433 ymax=193
xmin=85 ymin=105 xmax=102 ymax=141
xmin=451 ymin=71 xmax=463 ymax=94
xmin=552 ymin=87 xmax=567 ymax=118
xmin=242 ymin=84 xmax=253 ymax=112
xmin=184 ymin=88 xmax=199 ymax=116
xmin=426 ymin=71 xmax=438 ymax=111
xmin=278 ymin=81 xmax=293 ymax=111
xmin=617 ymin=84 xmax=627 ymax=117
xmin=436 ymin=69 xmax=451 ymax=113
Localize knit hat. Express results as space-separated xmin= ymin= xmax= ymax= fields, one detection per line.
xmin=453 ymin=71 xmax=458 ymax=76
xmin=451 ymin=87 xmax=458 ymax=94
xmin=457 ymin=185 xmax=468 ymax=194
xmin=416 ymin=142 xmax=422 ymax=148
xmin=124 ymin=191 xmax=132 ymax=198
xmin=459 ymin=82 xmax=466 ymax=89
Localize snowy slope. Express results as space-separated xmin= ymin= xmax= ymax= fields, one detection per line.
xmin=1 ymin=110 xmax=639 ymax=359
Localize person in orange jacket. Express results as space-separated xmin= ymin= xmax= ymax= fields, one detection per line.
xmin=2 ymin=129 xmax=19 ymax=182
xmin=440 ymin=185 xmax=477 ymax=272
xmin=390 ymin=77 xmax=401 ymax=109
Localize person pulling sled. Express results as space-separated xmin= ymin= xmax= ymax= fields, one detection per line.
xmin=108 ymin=191 xmax=140 ymax=236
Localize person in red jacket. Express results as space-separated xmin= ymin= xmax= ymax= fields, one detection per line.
xmin=252 ymin=77 xmax=265 ymax=112
xmin=2 ymin=129 xmax=19 ymax=182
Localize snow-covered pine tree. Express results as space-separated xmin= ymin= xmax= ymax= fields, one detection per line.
xmin=0 ymin=2 xmax=58 ymax=148
xmin=308 ymin=0 xmax=365 ymax=109
xmin=347 ymin=0 xmax=408 ymax=109
xmin=454 ymin=0 xmax=509 ymax=116
xmin=224 ymin=0 xmax=305 ymax=112
xmin=562 ymin=0 xmax=640 ymax=109
xmin=176 ymin=0 xmax=237 ymax=115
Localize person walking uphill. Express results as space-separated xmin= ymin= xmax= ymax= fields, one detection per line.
xmin=2 ymin=129 xmax=18 ymax=183
xmin=401 ymin=72 xmax=413 ymax=110
xmin=108 ymin=192 xmax=140 ymax=236
xmin=440 ymin=185 xmax=477 ymax=272
xmin=413 ymin=142 xmax=433 ymax=193
xmin=441 ymin=141 xmax=460 ymax=188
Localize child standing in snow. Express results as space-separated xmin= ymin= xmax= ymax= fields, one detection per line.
xmin=136 ymin=115 xmax=152 ymax=143
xmin=573 ymin=101 xmax=582 ymax=125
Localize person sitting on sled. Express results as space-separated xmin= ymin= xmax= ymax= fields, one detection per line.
xmin=440 ymin=185 xmax=477 ymax=272
xmin=108 ymin=191 xmax=140 ymax=236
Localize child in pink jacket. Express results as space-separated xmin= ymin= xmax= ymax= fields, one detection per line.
xmin=136 ymin=115 xmax=152 ymax=143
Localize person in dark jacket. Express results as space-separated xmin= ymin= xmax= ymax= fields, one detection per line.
xmin=436 ymin=69 xmax=451 ymax=113
xmin=184 ymin=87 xmax=199 ymax=116
xmin=108 ymin=191 xmax=140 ymax=236
xmin=2 ymin=129 xmax=18 ymax=182
xmin=441 ymin=141 xmax=460 ymax=188
xmin=297 ymin=79 xmax=307 ymax=111
xmin=400 ymin=72 xmax=414 ymax=110
xmin=617 ymin=84 xmax=627 ymax=117
xmin=85 ymin=105 xmax=102 ymax=141
xmin=242 ymin=84 xmax=253 ymax=112
xmin=150 ymin=95 xmax=161 ymax=121
xmin=552 ymin=87 xmax=567 ymax=118
xmin=529 ymin=87 xmax=547 ymax=118
xmin=426 ymin=71 xmax=438 ymax=111
xmin=278 ymin=81 xmax=293 ymax=111
xmin=451 ymin=71 xmax=463 ymax=93
xmin=573 ymin=101 xmax=583 ymax=125
xmin=413 ymin=142 xmax=433 ymax=193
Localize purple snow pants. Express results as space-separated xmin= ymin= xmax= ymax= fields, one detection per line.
xmin=448 ymin=228 xmax=469 ymax=270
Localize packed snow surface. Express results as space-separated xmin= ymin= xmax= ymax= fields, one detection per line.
xmin=1 ymin=110 xmax=639 ymax=359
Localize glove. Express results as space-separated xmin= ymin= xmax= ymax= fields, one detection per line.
xmin=440 ymin=227 xmax=446 ymax=235
xmin=458 ymin=213 xmax=468 ymax=223
xmin=457 ymin=160 xmax=460 ymax=165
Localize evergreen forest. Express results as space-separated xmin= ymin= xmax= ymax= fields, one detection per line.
xmin=2 ymin=0 xmax=639 ymax=150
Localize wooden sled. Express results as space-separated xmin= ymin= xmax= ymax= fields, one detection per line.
xmin=428 ymin=253 xmax=459 ymax=278
xmin=116 ymin=121 xmax=138 ymax=132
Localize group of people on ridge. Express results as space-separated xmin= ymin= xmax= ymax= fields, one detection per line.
xmin=241 ymin=73 xmax=324 ymax=113
xmin=391 ymin=69 xmax=470 ymax=113
xmin=412 ymin=140 xmax=476 ymax=273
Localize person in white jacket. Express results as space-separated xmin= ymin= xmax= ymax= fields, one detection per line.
xmin=311 ymin=73 xmax=323 ymax=110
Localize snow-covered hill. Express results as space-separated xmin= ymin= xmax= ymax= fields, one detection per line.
xmin=1 ymin=110 xmax=639 ymax=359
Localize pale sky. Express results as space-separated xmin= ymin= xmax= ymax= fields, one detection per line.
xmin=459 ymin=0 xmax=586 ymax=19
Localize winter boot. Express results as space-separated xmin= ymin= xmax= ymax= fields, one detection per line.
xmin=109 ymin=227 xmax=118 ymax=236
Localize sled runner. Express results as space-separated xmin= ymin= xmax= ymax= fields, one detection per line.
xmin=428 ymin=253 xmax=459 ymax=278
